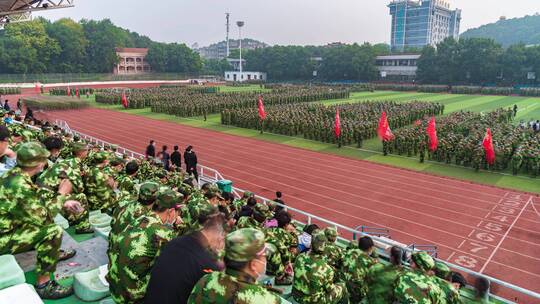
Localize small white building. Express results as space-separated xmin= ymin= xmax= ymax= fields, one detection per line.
xmin=224 ymin=71 xmax=267 ymax=82
xmin=376 ymin=54 xmax=421 ymax=81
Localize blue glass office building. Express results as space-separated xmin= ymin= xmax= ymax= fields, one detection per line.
xmin=389 ymin=0 xmax=461 ymax=51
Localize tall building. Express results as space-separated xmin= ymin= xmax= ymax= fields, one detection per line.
xmin=388 ymin=0 xmax=461 ymax=51
xmin=196 ymin=39 xmax=268 ymax=60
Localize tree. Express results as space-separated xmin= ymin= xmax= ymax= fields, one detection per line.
xmin=202 ymin=58 xmax=231 ymax=75
xmin=319 ymin=43 xmax=378 ymax=81
xmin=434 ymin=38 xmax=462 ymax=84
xmin=458 ymin=38 xmax=503 ymax=84
xmin=0 ymin=19 xmax=60 ymax=73
xmin=45 ymin=18 xmax=88 ymax=73
xmin=416 ymin=46 xmax=439 ymax=84
xmin=146 ymin=42 xmax=202 ymax=73
xmin=500 ymin=44 xmax=528 ymax=84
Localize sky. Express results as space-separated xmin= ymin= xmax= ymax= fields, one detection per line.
xmin=36 ymin=0 xmax=540 ymax=47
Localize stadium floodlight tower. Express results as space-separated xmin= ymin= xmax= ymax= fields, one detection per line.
xmin=0 ymin=0 xmax=75 ymax=29
xmin=237 ymin=21 xmax=244 ymax=75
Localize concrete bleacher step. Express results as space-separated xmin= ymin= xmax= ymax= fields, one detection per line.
xmin=89 ymin=213 xmax=112 ymax=228
xmin=73 ymin=265 xmax=110 ymax=302
xmin=54 ymin=214 xmax=70 ymax=230
xmin=94 ymin=226 xmax=111 ymax=240
xmin=0 ymin=254 xmax=26 ymax=290
xmin=0 ymin=283 xmax=43 ymax=304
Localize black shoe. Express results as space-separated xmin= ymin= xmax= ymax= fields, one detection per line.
xmin=75 ymin=227 xmax=94 ymax=234
xmin=35 ymin=280 xmax=74 ymax=299
xmin=58 ymin=249 xmax=76 ymax=261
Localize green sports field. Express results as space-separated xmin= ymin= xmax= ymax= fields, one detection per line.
xmin=87 ymin=89 xmax=540 ymax=193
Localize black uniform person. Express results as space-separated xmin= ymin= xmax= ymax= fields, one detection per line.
xmin=513 ymin=104 xmax=518 ymax=117
xmin=170 ymin=145 xmax=182 ymax=170
xmin=3 ymin=100 xmax=10 ymax=111
xmin=16 ymin=99 xmax=22 ymax=112
xmin=145 ymin=140 xmax=156 ymax=159
xmin=184 ymin=145 xmax=198 ymax=182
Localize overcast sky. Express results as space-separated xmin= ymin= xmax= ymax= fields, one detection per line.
xmin=36 ymin=0 xmax=540 ymax=47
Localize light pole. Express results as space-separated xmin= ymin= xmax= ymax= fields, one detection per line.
xmin=237 ymin=21 xmax=244 ymax=79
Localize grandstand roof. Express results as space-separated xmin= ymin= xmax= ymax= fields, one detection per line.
xmin=0 ymin=0 xmax=39 ymax=13
xmin=0 ymin=0 xmax=74 ymax=17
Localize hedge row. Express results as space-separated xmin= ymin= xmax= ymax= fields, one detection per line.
xmin=49 ymin=88 xmax=94 ymax=96
xmin=0 ymin=87 xmax=21 ymax=95
xmin=23 ymin=96 xmax=89 ymax=110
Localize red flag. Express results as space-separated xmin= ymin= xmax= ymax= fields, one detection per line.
xmin=377 ymin=111 xmax=394 ymax=141
xmin=76 ymin=87 xmax=80 ymax=99
xmin=67 ymin=85 xmax=71 ymax=96
xmin=257 ymin=95 xmax=266 ymax=120
xmin=334 ymin=108 xmax=341 ymax=138
xmin=426 ymin=117 xmax=438 ymax=152
xmin=121 ymin=92 xmax=129 ymax=109
xmin=482 ymin=128 xmax=495 ymax=165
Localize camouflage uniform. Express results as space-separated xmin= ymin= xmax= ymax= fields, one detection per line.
xmin=292 ymin=231 xmax=347 ymax=304
xmin=188 ymin=228 xmax=281 ymax=304
xmin=265 ymin=225 xmax=298 ymax=279
xmin=37 ymin=157 xmax=91 ymax=231
xmin=366 ymin=262 xmax=405 ymax=303
xmin=323 ymin=227 xmax=344 ymax=270
xmin=433 ymin=262 xmax=462 ymax=304
xmin=109 ymin=182 xmax=160 ymax=248
xmin=107 ymin=189 xmax=179 ymax=303
xmin=236 ymin=203 xmax=272 ymax=230
xmin=340 ymin=245 xmax=379 ymax=302
xmin=394 ymin=251 xmax=445 ymax=304
xmin=0 ymin=143 xmax=64 ymax=276
xmin=84 ymin=152 xmax=117 ymax=212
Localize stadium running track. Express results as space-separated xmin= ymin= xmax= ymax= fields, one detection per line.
xmin=5 ymin=89 xmax=540 ymax=302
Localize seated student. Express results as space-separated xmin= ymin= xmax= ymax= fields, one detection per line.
xmin=146 ymin=203 xmax=225 ymax=304
xmin=366 ymin=246 xmax=405 ymax=303
xmin=323 ymin=227 xmax=344 ymax=270
xmin=107 ymin=188 xmax=181 ymax=303
xmin=265 ymin=211 xmax=298 ymax=285
xmin=0 ymin=125 xmax=17 ymax=177
xmin=340 ymin=236 xmax=379 ymax=302
xmin=471 ymin=277 xmax=490 ymax=303
xmin=293 ymin=230 xmax=348 ymax=304
xmin=0 ymin=142 xmax=83 ymax=299
xmin=188 ymin=228 xmax=281 ymax=304
xmin=432 ymin=262 xmax=466 ymax=304
xmin=297 ymin=224 xmax=319 ymax=253
xmin=394 ymin=251 xmax=445 ymax=304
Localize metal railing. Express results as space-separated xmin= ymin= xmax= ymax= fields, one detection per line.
xmin=45 ymin=119 xmax=540 ymax=303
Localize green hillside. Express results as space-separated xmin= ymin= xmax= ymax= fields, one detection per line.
xmin=461 ymin=14 xmax=540 ymax=47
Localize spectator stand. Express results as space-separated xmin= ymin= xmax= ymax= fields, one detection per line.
xmin=46 ymin=119 xmax=540 ymax=304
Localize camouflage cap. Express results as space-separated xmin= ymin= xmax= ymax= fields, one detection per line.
xmin=177 ymin=183 xmax=193 ymax=197
xmin=205 ymin=185 xmax=224 ymax=200
xmin=253 ymin=203 xmax=272 ymax=219
xmin=155 ymin=170 xmax=167 ymax=179
xmin=198 ymin=202 xmax=220 ymax=219
xmin=109 ymin=157 xmax=125 ymax=167
xmin=91 ymin=152 xmax=108 ymax=164
xmin=311 ymin=230 xmax=327 ymax=253
xmin=324 ymin=227 xmax=338 ymax=240
xmin=17 ymin=142 xmax=50 ymax=167
xmin=138 ymin=181 xmax=160 ymax=202
xmin=155 ymin=188 xmax=181 ymax=210
xmin=71 ymin=142 xmax=89 ymax=152
xmin=411 ymin=251 xmax=435 ymax=272
xmin=434 ymin=262 xmax=451 ymax=280
xmin=243 ymin=191 xmax=253 ymax=198
xmin=225 ymin=228 xmax=276 ymax=262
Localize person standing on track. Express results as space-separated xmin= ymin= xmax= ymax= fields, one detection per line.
xmin=184 ymin=145 xmax=198 ymax=182
xmin=170 ymin=145 xmax=182 ymax=170
xmin=145 ymin=140 xmax=156 ymax=159
xmin=158 ymin=145 xmax=170 ymax=171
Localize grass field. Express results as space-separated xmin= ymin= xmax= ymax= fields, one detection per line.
xmin=83 ymin=90 xmax=540 ymax=193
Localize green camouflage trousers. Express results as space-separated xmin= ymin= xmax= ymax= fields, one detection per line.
xmin=0 ymin=224 xmax=62 ymax=275
xmin=64 ymin=193 xmax=91 ymax=230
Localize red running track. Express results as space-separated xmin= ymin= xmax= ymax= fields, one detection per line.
xmin=42 ymin=108 xmax=540 ymax=302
